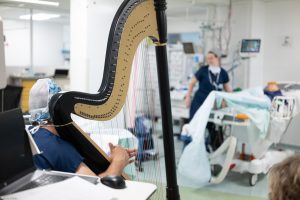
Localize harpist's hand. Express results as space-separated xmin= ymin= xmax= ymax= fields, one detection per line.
xmin=125 ymin=148 xmax=137 ymax=161
xmin=107 ymin=143 xmax=137 ymax=176
xmin=109 ymin=143 xmax=129 ymax=163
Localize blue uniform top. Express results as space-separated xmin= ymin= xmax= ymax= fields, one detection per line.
xmin=264 ymin=90 xmax=283 ymax=101
xmin=31 ymin=127 xmax=84 ymax=173
xmin=190 ymin=66 xmax=229 ymax=120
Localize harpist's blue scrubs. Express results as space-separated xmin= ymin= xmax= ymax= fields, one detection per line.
xmin=31 ymin=127 xmax=84 ymax=173
xmin=190 ymin=65 xmax=229 ymax=120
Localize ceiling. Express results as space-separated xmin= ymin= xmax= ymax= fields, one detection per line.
xmin=0 ymin=0 xmax=285 ymax=24
xmin=0 ymin=0 xmax=217 ymax=24
xmin=0 ymin=0 xmax=70 ymax=24
xmin=0 ymin=0 xmax=70 ymax=11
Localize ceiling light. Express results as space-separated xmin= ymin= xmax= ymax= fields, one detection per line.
xmin=19 ymin=13 xmax=60 ymax=21
xmin=6 ymin=0 xmax=59 ymax=7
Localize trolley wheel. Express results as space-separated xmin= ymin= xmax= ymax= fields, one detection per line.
xmin=249 ymin=174 xmax=258 ymax=186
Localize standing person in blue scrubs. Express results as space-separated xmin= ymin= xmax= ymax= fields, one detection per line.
xmin=28 ymin=78 xmax=137 ymax=177
xmin=183 ymin=49 xmax=232 ymax=150
xmin=185 ymin=48 xmax=232 ymax=120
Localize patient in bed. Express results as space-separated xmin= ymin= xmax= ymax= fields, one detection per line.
xmin=28 ymin=78 xmax=136 ymax=177
xmin=264 ymin=82 xmax=283 ymax=101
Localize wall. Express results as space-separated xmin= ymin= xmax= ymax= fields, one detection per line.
xmin=86 ymin=1 xmax=122 ymax=92
xmin=229 ymin=0 xmax=300 ymax=87
xmin=168 ymin=20 xmax=202 ymax=34
xmin=3 ymin=19 xmax=67 ymax=68
xmin=3 ymin=20 xmax=30 ymax=67
xmin=70 ymin=0 xmax=125 ymax=128
xmin=33 ymin=22 xmax=65 ymax=67
xmin=70 ymin=0 xmax=122 ymax=92
xmin=263 ymin=0 xmax=300 ymax=83
xmin=248 ymin=0 xmax=265 ymax=87
xmin=69 ymin=0 xmax=88 ymax=91
xmin=226 ymin=0 xmax=252 ymax=89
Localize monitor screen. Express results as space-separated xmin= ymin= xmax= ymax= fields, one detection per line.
xmin=182 ymin=42 xmax=195 ymax=54
xmin=0 ymin=109 xmax=35 ymax=190
xmin=0 ymin=18 xmax=6 ymax=89
xmin=241 ymin=39 xmax=261 ymax=53
xmin=54 ymin=69 xmax=69 ymax=77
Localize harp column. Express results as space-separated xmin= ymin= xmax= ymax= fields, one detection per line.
xmin=154 ymin=1 xmax=180 ymax=200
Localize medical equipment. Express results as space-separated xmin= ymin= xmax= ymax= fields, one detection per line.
xmin=182 ymin=42 xmax=195 ymax=54
xmin=240 ymin=39 xmax=261 ymax=54
xmin=228 ymin=39 xmax=261 ymax=88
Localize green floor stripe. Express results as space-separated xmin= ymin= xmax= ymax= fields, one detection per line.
xmin=179 ymin=187 xmax=267 ymax=200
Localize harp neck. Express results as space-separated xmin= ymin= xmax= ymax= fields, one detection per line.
xmin=154 ymin=0 xmax=167 ymax=44
xmin=50 ymin=0 xmax=160 ymax=123
xmin=154 ymin=0 xmax=167 ymax=10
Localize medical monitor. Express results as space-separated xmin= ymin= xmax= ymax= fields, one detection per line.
xmin=240 ymin=39 xmax=261 ymax=53
xmin=182 ymin=42 xmax=195 ymax=54
xmin=54 ymin=69 xmax=69 ymax=77
xmin=0 ymin=17 xmax=6 ymax=89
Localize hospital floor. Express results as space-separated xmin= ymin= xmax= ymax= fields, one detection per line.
xmin=138 ymin=134 xmax=300 ymax=200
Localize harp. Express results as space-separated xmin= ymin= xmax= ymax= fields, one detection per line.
xmin=49 ymin=0 xmax=180 ymax=199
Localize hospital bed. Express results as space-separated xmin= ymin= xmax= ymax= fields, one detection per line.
xmin=207 ymin=95 xmax=296 ymax=186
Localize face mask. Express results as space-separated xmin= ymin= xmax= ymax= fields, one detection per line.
xmin=209 ymin=66 xmax=221 ymax=74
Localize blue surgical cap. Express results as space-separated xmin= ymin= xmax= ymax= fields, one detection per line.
xmin=29 ymin=78 xmax=61 ymax=123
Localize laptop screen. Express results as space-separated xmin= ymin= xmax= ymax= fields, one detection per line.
xmin=0 ymin=109 xmax=35 ymax=190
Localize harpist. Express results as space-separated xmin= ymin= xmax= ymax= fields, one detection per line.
xmin=28 ymin=78 xmax=136 ymax=177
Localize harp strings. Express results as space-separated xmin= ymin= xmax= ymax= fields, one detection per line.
xmin=144 ymin=40 xmax=161 ymax=185
xmin=142 ymin=40 xmax=164 ymax=199
xmin=124 ymin=39 xmax=164 ymax=199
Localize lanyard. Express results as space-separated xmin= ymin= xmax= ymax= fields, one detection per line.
xmin=208 ymin=71 xmax=221 ymax=90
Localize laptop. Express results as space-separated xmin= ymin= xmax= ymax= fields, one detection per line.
xmin=0 ymin=109 xmax=98 ymax=196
